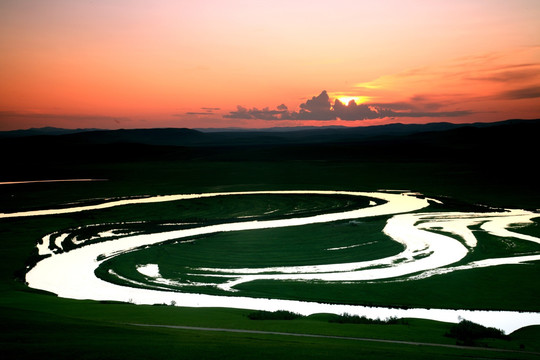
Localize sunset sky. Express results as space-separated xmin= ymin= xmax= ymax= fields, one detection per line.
xmin=1 ymin=0 xmax=539 ymax=130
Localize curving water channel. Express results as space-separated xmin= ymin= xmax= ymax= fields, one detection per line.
xmin=3 ymin=190 xmax=540 ymax=333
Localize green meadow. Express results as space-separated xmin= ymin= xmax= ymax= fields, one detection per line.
xmin=1 ymin=159 xmax=540 ymax=359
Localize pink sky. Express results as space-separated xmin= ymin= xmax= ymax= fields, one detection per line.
xmin=1 ymin=0 xmax=539 ymax=130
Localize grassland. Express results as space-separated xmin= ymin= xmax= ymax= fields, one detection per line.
xmin=1 ymin=157 xmax=540 ymax=359
xmin=96 ymin=216 xmax=540 ymax=313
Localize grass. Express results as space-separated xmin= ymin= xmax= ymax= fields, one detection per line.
xmin=2 ymin=293 xmax=539 ymax=359
xmin=95 ymin=218 xmax=402 ymax=292
xmin=89 ymin=201 xmax=540 ymax=311
xmin=1 ymin=159 xmax=540 ymax=359
xmin=230 ymin=263 xmax=540 ymax=312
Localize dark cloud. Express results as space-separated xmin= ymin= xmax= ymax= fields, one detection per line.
xmin=224 ymin=90 xmax=473 ymax=121
xmin=224 ymin=105 xmax=290 ymax=120
xmin=297 ymin=91 xmax=333 ymax=119
xmin=499 ymin=86 xmax=540 ymax=100
xmin=467 ymin=68 xmax=540 ymax=83
xmin=180 ymin=107 xmax=221 ymax=116
xmin=399 ymin=95 xmax=453 ymax=111
xmin=332 ymin=99 xmax=384 ymax=120
xmin=391 ymin=110 xmax=472 ymax=118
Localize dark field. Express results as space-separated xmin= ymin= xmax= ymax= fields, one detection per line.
xmin=1 ymin=122 xmax=539 ymax=359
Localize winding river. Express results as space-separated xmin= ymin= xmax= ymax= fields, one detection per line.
xmin=3 ymin=190 xmax=539 ymax=333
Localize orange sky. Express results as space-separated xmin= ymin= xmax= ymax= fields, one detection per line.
xmin=1 ymin=0 xmax=539 ymax=130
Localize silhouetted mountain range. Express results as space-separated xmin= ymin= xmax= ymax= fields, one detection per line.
xmin=0 ymin=127 xmax=101 ymax=138
xmin=1 ymin=119 xmax=538 ymax=164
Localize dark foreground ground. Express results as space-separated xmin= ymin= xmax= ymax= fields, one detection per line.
xmin=1 ymin=120 xmax=539 ymax=359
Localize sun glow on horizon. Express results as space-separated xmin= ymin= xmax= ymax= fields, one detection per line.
xmin=1 ymin=1 xmax=539 ymax=130
xmin=334 ymin=96 xmax=371 ymax=105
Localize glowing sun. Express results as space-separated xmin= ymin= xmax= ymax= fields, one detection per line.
xmin=335 ymin=95 xmax=370 ymax=105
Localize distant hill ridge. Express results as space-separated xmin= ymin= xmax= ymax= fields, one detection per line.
xmin=1 ymin=118 xmax=538 ymax=165
xmin=1 ymin=119 xmax=538 ymax=148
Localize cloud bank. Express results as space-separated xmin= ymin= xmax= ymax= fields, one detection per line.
xmin=224 ymin=91 xmax=471 ymax=121
xmin=181 ymin=107 xmax=221 ymax=116
xmin=499 ymin=86 xmax=540 ymax=100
